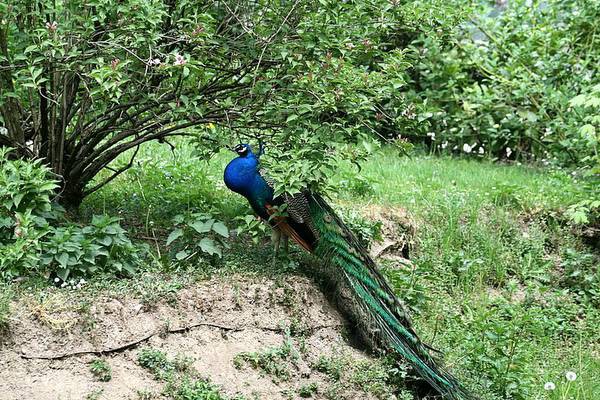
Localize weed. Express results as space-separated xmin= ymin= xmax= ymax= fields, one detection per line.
xmin=138 ymin=348 xmax=173 ymax=380
xmin=0 ymin=284 xmax=12 ymax=332
xmin=233 ymin=337 xmax=297 ymax=382
xmin=164 ymin=378 xmax=228 ymax=400
xmin=136 ymin=390 xmax=157 ymax=400
xmin=298 ymin=382 xmax=318 ymax=398
xmin=85 ymin=389 xmax=104 ymax=400
xmin=90 ymin=358 xmax=112 ymax=382
xmin=313 ymin=355 xmax=345 ymax=381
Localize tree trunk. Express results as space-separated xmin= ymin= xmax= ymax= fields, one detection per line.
xmin=0 ymin=26 xmax=24 ymax=149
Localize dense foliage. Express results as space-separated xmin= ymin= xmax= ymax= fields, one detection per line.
xmin=403 ymin=0 xmax=599 ymax=220
xmin=0 ymin=148 xmax=139 ymax=281
xmin=0 ymin=0 xmax=464 ymax=204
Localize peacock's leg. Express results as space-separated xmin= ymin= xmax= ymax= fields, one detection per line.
xmin=271 ymin=228 xmax=290 ymax=266
xmin=282 ymin=234 xmax=289 ymax=255
xmin=271 ymin=228 xmax=282 ymax=255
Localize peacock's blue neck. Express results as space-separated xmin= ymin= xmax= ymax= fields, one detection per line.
xmin=224 ymin=150 xmax=273 ymax=219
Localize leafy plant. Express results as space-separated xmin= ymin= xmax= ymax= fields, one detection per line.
xmin=90 ymin=358 xmax=112 ymax=382
xmin=235 ymin=214 xmax=269 ymax=245
xmin=558 ymin=248 xmax=599 ymax=304
xmin=0 ymin=283 xmax=12 ymax=332
xmin=233 ymin=337 xmax=298 ymax=382
xmin=166 ymin=212 xmax=229 ymax=261
xmin=138 ymin=347 xmax=174 ymax=380
xmin=41 ymin=215 xmax=139 ymax=282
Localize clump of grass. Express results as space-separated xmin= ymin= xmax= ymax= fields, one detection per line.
xmin=164 ymin=378 xmax=229 ymax=400
xmin=233 ymin=337 xmax=298 ymax=382
xmin=312 ymin=355 xmax=345 ymax=381
xmin=89 ymin=358 xmax=112 ymax=382
xmin=138 ymin=348 xmax=174 ymax=380
xmin=0 ymin=284 xmax=12 ymax=332
xmin=298 ymin=382 xmax=318 ymax=398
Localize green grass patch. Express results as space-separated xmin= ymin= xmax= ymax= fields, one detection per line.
xmin=89 ymin=358 xmax=112 ymax=382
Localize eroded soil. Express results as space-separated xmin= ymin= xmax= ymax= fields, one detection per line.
xmin=0 ymin=275 xmax=390 ymax=400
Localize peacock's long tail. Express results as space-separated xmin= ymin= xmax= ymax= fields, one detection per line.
xmin=280 ymin=192 xmax=476 ymax=400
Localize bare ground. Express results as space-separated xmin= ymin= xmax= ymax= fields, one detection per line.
xmin=0 ymin=275 xmax=392 ymax=400
xmin=0 ymin=205 xmax=414 ymax=400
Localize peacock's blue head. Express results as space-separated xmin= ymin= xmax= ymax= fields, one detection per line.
xmin=233 ymin=143 xmax=254 ymax=157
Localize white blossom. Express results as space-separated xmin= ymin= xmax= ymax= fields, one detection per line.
xmin=544 ymin=382 xmax=556 ymax=391
xmin=462 ymin=143 xmax=472 ymax=153
xmin=565 ymin=371 xmax=577 ymax=381
xmin=478 ymin=147 xmax=484 ymax=154
xmin=173 ymin=54 xmax=187 ymax=66
xmin=506 ymin=147 xmax=513 ymax=157
xmin=441 ymin=141 xmax=448 ymax=149
xmin=426 ymin=132 xmax=436 ymax=141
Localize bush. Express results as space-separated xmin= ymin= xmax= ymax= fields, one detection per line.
xmin=0 ymin=152 xmax=140 ymax=281
xmin=41 ymin=215 xmax=139 ymax=282
xmin=405 ymin=0 xmax=599 ymax=167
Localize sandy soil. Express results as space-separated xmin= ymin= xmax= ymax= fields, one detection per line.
xmin=0 ymin=275 xmax=382 ymax=400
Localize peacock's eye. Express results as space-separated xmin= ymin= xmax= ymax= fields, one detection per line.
xmin=235 ymin=144 xmax=247 ymax=154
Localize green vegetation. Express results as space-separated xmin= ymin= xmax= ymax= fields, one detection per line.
xmin=233 ymin=337 xmax=298 ymax=382
xmin=1 ymin=0 xmax=599 ymax=399
xmin=0 ymin=149 xmax=141 ymax=281
xmin=0 ymin=283 xmax=12 ymax=332
xmin=137 ymin=347 xmax=243 ymax=400
xmin=89 ymin=358 xmax=112 ymax=382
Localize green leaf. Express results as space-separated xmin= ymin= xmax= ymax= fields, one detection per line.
xmin=166 ymin=228 xmax=183 ymax=246
xmin=199 ymin=237 xmax=221 ymax=257
xmin=175 ymin=250 xmax=190 ymax=260
xmin=211 ymin=221 xmax=229 ymax=237
xmin=190 ymin=219 xmax=213 ymax=233
xmin=57 ymin=252 xmax=69 ymax=268
xmin=286 ymin=114 xmax=299 ymax=123
xmin=13 ymin=193 xmax=25 ymax=208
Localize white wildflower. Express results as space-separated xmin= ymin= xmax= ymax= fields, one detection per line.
xmin=173 ymin=53 xmax=187 ymax=66
xmin=478 ymin=147 xmax=484 ymax=154
xmin=565 ymin=371 xmax=577 ymax=381
xmin=506 ymin=147 xmax=512 ymax=157
xmin=544 ymin=382 xmax=556 ymax=391
xmin=426 ymin=132 xmax=436 ymax=141
xmin=462 ymin=143 xmax=472 ymax=153
xmin=45 ymin=21 xmax=58 ymax=32
xmin=441 ymin=141 xmax=448 ymax=149
xmin=54 ymin=277 xmax=60 ymax=283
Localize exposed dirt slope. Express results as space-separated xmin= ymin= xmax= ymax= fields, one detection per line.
xmin=0 ymin=275 xmax=394 ymax=400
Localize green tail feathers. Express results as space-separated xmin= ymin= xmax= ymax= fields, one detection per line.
xmin=308 ymin=194 xmax=476 ymax=400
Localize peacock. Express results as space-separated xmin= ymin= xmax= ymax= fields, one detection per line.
xmin=223 ymin=143 xmax=476 ymax=400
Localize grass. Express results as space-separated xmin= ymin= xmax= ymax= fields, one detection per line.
xmin=0 ymin=283 xmax=12 ymax=332
xmin=233 ymin=336 xmax=298 ymax=382
xmin=89 ymin=358 xmax=112 ymax=382
xmin=137 ymin=347 xmax=244 ymax=400
xmin=4 ymin=139 xmax=597 ymax=400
